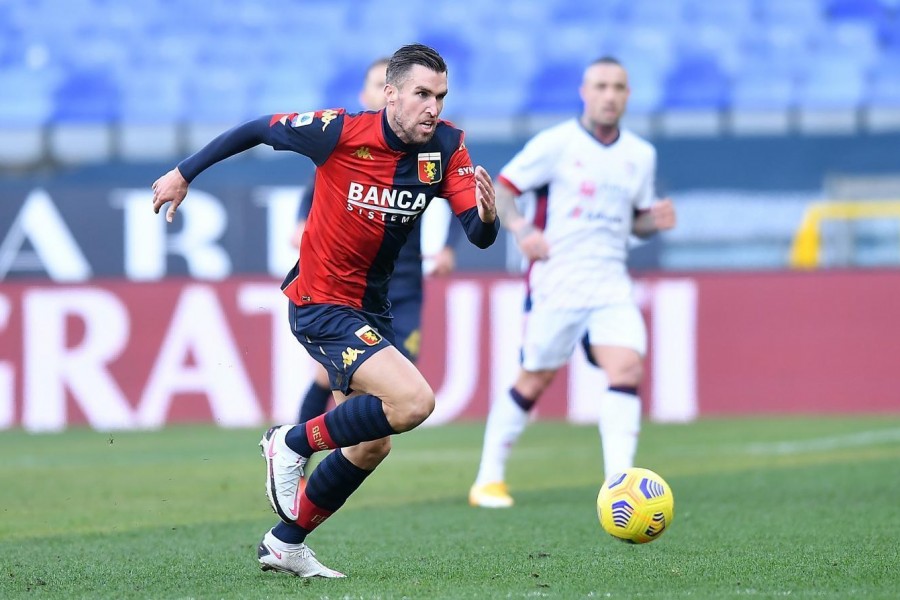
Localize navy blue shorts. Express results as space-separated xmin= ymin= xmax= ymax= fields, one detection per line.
xmin=289 ymin=302 xmax=396 ymax=395
xmin=390 ymin=292 xmax=423 ymax=363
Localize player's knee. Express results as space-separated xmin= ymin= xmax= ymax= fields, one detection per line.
xmin=608 ymin=360 xmax=644 ymax=387
xmin=394 ymin=383 xmax=435 ymax=431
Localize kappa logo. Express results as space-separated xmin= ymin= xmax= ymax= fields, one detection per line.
xmin=353 ymin=146 xmax=373 ymax=160
xmin=354 ymin=325 xmax=383 ymax=346
xmin=417 ymin=152 xmax=442 ymax=184
xmin=341 ymin=347 xmax=365 ymax=367
xmin=403 ymin=329 xmax=421 ymax=358
xmin=318 ymin=109 xmax=339 ymax=131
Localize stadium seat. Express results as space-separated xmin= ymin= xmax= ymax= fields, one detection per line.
xmin=867 ymin=57 xmax=900 ymax=108
xmin=825 ymin=0 xmax=886 ymax=21
xmin=0 ymin=67 xmax=56 ymax=126
xmin=663 ymin=54 xmax=731 ymax=110
xmin=323 ymin=59 xmax=379 ymax=112
xmin=0 ymin=66 xmax=55 ymax=166
xmin=119 ymin=69 xmax=184 ymax=124
xmin=621 ymin=58 xmax=665 ymax=115
xmin=683 ymin=0 xmax=753 ymax=27
xmin=731 ymin=66 xmax=795 ymax=111
xmin=814 ymin=22 xmax=880 ymax=70
xmin=613 ymin=26 xmax=676 ymax=76
xmin=525 ymin=62 xmax=584 ymax=114
xmin=757 ymin=0 xmax=824 ymax=27
xmin=616 ymin=0 xmax=686 ymax=27
xmin=417 ymin=31 xmax=474 ymax=85
xmin=183 ymin=68 xmax=252 ymax=123
xmin=877 ymin=18 xmax=900 ymax=57
xmin=796 ymin=57 xmax=866 ymax=110
xmin=53 ymin=69 xmax=120 ymax=123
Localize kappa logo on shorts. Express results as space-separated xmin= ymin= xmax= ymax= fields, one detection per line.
xmin=354 ymin=325 xmax=383 ymax=346
xmin=341 ymin=347 xmax=365 ymax=367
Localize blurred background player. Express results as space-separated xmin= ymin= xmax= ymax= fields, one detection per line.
xmin=291 ymin=57 xmax=460 ymax=439
xmin=152 ymin=43 xmax=498 ymax=576
xmin=469 ymin=56 xmax=676 ymax=508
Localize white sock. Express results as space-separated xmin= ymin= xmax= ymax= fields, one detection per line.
xmin=597 ymin=388 xmax=641 ymax=480
xmin=474 ymin=389 xmax=531 ymax=485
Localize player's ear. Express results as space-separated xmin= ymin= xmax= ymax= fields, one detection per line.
xmin=384 ymin=83 xmax=396 ymax=104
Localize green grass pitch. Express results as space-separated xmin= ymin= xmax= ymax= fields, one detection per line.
xmin=2 ymin=416 xmax=899 ymax=599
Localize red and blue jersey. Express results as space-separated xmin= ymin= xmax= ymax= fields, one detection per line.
xmin=177 ymin=108 xmax=497 ymax=315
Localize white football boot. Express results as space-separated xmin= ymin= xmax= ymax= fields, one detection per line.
xmin=257 ymin=530 xmax=345 ymax=578
xmin=259 ymin=425 xmax=307 ymax=523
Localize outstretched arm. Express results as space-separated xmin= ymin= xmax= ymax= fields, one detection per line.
xmin=152 ymin=117 xmax=273 ymax=222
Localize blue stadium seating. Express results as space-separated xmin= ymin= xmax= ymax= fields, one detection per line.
xmin=0 ymin=67 xmax=56 ymax=126
xmin=53 ymin=70 xmax=120 ymax=123
xmin=663 ymin=54 xmax=731 ymax=110
xmin=0 ymin=0 xmax=897 ymax=138
xmin=525 ymin=62 xmax=583 ymax=114
xmin=796 ymin=57 xmax=867 ymax=109
xmin=867 ymin=56 xmax=900 ymax=107
xmin=826 ymin=0 xmax=887 ymax=21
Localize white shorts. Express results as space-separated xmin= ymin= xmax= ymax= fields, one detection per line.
xmin=520 ymin=303 xmax=647 ymax=371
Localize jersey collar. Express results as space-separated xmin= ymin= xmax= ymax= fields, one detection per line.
xmin=578 ymin=118 xmax=621 ymax=147
xmin=382 ymin=109 xmax=429 ymax=152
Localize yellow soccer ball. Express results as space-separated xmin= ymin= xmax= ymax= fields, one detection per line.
xmin=596 ymin=467 xmax=674 ymax=544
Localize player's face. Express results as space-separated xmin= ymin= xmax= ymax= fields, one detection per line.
xmin=580 ymin=63 xmax=629 ymax=127
xmin=359 ymin=63 xmax=388 ymax=111
xmin=385 ymin=64 xmax=448 ymax=145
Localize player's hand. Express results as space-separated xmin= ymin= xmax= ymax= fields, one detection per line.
xmin=426 ymin=246 xmax=456 ymax=276
xmin=151 ymin=168 xmax=189 ymax=223
xmin=474 ymin=165 xmax=496 ymax=223
xmin=516 ymin=225 xmax=550 ymax=262
xmin=650 ymin=198 xmax=676 ymax=231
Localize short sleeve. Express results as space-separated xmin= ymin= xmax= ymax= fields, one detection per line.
xmin=498 ymin=127 xmax=562 ymax=194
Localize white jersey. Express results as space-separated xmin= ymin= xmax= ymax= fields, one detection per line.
xmin=500 ymin=120 xmax=656 ymax=308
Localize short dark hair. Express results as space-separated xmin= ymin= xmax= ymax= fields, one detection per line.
xmin=589 ymin=56 xmax=623 ymax=69
xmin=386 ymin=43 xmax=447 ymax=87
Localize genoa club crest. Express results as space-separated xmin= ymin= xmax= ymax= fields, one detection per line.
xmin=354 ymin=325 xmax=383 ymax=346
xmin=417 ymin=152 xmax=442 ymax=184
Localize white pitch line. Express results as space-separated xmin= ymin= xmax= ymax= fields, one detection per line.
xmin=742 ymin=428 xmax=900 ymax=456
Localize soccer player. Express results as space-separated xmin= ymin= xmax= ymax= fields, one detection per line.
xmin=292 ymin=57 xmax=460 ymax=431
xmin=468 ymin=56 xmax=676 ymax=509
xmin=151 ymin=44 xmax=498 ymax=577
